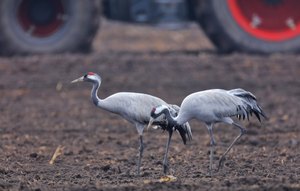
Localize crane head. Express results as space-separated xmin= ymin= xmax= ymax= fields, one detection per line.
xmin=71 ymin=72 xmax=101 ymax=83
xmin=147 ymin=105 xmax=169 ymax=129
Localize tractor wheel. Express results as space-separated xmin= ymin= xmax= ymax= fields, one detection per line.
xmin=0 ymin=0 xmax=100 ymax=55
xmin=196 ymin=0 xmax=300 ymax=54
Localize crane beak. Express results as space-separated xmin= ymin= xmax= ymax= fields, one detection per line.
xmin=147 ymin=117 xmax=155 ymax=130
xmin=71 ymin=76 xmax=84 ymax=83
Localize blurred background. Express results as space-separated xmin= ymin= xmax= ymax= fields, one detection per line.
xmin=1 ymin=0 xmax=300 ymax=55
xmin=0 ymin=0 xmax=299 ymax=190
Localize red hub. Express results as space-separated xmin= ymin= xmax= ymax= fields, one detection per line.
xmin=228 ymin=0 xmax=300 ymax=41
xmin=17 ymin=0 xmax=66 ymax=38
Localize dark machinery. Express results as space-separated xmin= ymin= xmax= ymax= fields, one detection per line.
xmin=0 ymin=0 xmax=299 ymax=55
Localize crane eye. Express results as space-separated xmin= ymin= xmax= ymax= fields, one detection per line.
xmin=151 ymin=108 xmax=156 ymax=113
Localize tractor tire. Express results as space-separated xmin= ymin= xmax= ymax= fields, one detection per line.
xmin=196 ymin=0 xmax=300 ymax=54
xmin=0 ymin=0 xmax=100 ymax=55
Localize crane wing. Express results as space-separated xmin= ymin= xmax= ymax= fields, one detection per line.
xmin=102 ymin=92 xmax=167 ymax=124
xmin=183 ymin=89 xmax=267 ymax=122
xmin=227 ymin=89 xmax=267 ymax=121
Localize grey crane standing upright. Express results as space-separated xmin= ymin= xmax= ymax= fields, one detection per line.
xmin=148 ymin=88 xmax=267 ymax=175
xmin=71 ymin=72 xmax=192 ymax=175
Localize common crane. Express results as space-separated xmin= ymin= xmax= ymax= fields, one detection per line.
xmin=71 ymin=72 xmax=192 ymax=175
xmin=148 ymin=88 xmax=267 ymax=175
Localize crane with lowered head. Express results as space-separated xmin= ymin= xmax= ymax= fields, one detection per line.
xmin=148 ymin=88 xmax=267 ymax=175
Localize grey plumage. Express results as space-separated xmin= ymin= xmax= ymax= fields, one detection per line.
xmin=148 ymin=88 xmax=267 ymax=175
xmin=71 ymin=72 xmax=192 ymax=175
xmin=228 ymin=88 xmax=267 ymax=121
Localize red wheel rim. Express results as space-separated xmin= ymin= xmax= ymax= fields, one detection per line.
xmin=228 ymin=0 xmax=300 ymax=41
xmin=17 ymin=0 xmax=66 ymax=38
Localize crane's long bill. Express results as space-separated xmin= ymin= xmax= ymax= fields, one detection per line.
xmin=71 ymin=76 xmax=84 ymax=83
xmin=147 ymin=117 xmax=155 ymax=130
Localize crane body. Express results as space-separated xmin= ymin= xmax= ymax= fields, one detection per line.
xmin=148 ymin=88 xmax=267 ymax=175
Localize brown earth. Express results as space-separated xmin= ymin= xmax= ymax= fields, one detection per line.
xmin=0 ymin=20 xmax=299 ymax=191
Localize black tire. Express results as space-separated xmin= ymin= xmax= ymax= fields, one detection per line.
xmin=0 ymin=0 xmax=100 ymax=55
xmin=195 ymin=0 xmax=300 ymax=54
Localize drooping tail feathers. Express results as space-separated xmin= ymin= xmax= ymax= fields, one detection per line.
xmin=229 ymin=88 xmax=268 ymax=122
xmin=169 ymin=104 xmax=193 ymax=144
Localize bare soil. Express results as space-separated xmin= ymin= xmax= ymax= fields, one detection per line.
xmin=0 ymin=20 xmax=299 ymax=191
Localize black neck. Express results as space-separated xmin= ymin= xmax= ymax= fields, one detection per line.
xmin=164 ymin=108 xmax=179 ymax=127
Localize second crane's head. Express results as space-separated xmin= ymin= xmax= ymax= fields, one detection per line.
xmin=147 ymin=105 xmax=170 ymax=128
xmin=150 ymin=105 xmax=170 ymax=118
xmin=71 ymin=72 xmax=101 ymax=84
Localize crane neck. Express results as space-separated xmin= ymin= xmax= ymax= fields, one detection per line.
xmin=90 ymin=79 xmax=116 ymax=113
xmin=164 ymin=109 xmax=181 ymax=127
xmin=91 ymin=80 xmax=101 ymax=106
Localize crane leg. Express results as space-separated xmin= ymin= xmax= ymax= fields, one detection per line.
xmin=163 ymin=129 xmax=173 ymax=174
xmin=217 ymin=122 xmax=246 ymax=171
xmin=206 ymin=123 xmax=216 ymax=176
xmin=137 ymin=135 xmax=144 ymax=176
